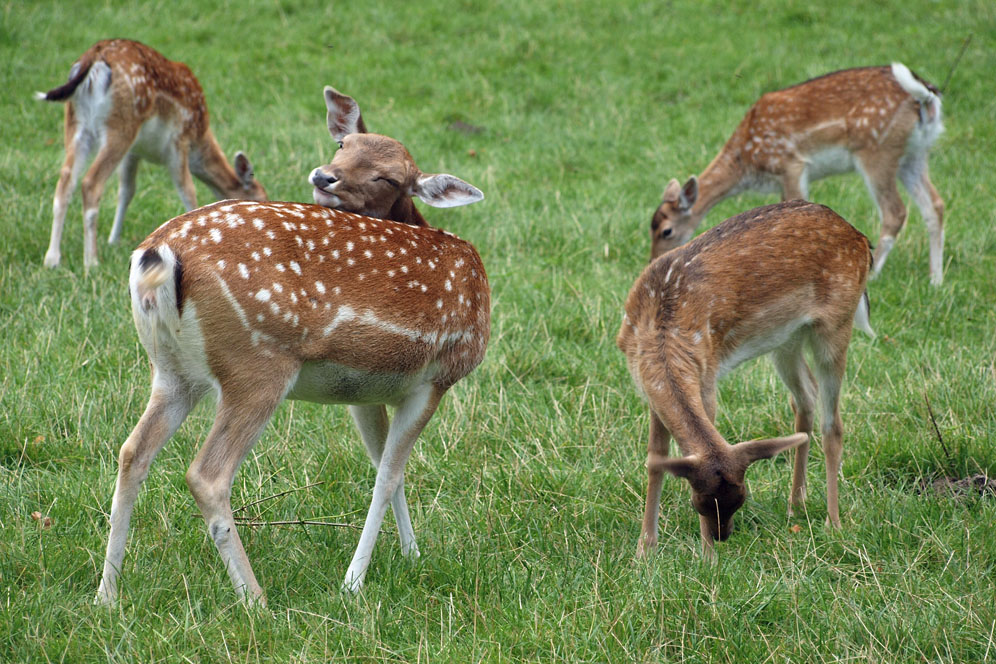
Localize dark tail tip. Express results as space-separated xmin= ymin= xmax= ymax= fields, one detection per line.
xmin=37 ymin=60 xmax=93 ymax=102
xmin=138 ymin=247 xmax=164 ymax=271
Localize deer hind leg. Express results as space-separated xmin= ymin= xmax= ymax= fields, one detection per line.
xmin=857 ymin=152 xmax=907 ymax=279
xmin=771 ymin=337 xmax=817 ymax=516
xmin=108 ymin=151 xmax=140 ymax=246
xmin=79 ymin=129 xmax=139 ymax=270
xmin=636 ymin=409 xmax=673 ymax=558
xmin=45 ymin=114 xmax=95 ymax=268
xmin=808 ymin=324 xmax=852 ymax=529
xmin=900 ymin=161 xmax=945 ymax=286
xmin=349 ymin=404 xmax=419 ymax=557
xmin=184 ymin=372 xmax=294 ymax=605
xmin=342 ymin=384 xmax=444 ymax=594
xmin=96 ymin=370 xmax=202 ymax=605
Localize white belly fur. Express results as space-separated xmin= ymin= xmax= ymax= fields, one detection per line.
xmin=288 ymin=360 xmax=438 ymax=406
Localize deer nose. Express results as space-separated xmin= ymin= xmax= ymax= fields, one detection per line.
xmin=310 ymin=168 xmax=338 ymax=190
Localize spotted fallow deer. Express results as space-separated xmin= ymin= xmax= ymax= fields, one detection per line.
xmin=36 ymin=39 xmax=267 ymax=270
xmin=651 ymin=63 xmax=944 ymax=284
xmin=96 ymin=86 xmax=487 ymax=605
xmin=618 ymin=200 xmax=874 ymax=558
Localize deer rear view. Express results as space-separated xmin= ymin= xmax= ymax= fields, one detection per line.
xmin=651 ymin=63 xmax=944 ymax=284
xmin=36 ymin=39 xmax=266 ymax=270
xmin=96 ymin=86 xmax=487 ymax=605
xmin=618 ymin=201 xmax=873 ymax=556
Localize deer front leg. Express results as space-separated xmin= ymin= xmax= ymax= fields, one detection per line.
xmin=636 ymin=410 xmax=671 ymax=558
xmin=772 ymin=342 xmax=817 ymax=516
xmin=108 ymin=152 xmax=140 ymax=246
xmin=342 ymin=385 xmax=443 ymax=594
xmin=349 ymin=404 xmax=419 ymax=557
xmin=168 ymin=145 xmax=198 ymax=212
xmin=97 ymin=372 xmax=199 ymax=605
xmin=811 ymin=327 xmax=850 ymax=529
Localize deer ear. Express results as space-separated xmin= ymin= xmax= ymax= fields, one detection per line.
xmin=735 ymin=433 xmax=808 ymax=466
xmin=325 ymin=86 xmax=366 ymax=141
xmin=662 ymin=178 xmax=682 ymax=203
xmin=412 ymin=173 xmax=484 ymax=208
xmin=652 ymin=454 xmax=702 ymax=480
xmin=678 ymin=176 xmax=698 ymax=211
xmin=233 ymin=151 xmax=255 ymax=185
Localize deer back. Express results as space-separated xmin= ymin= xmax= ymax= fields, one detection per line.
xmin=136 ymin=200 xmax=490 ymax=391
xmin=621 ymin=201 xmax=872 ymax=380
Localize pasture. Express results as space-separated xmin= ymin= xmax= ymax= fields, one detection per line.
xmin=2 ymin=0 xmax=994 ymax=661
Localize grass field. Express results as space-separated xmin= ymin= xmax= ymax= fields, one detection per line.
xmin=2 ymin=1 xmax=995 ymax=661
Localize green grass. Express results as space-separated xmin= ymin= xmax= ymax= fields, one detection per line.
xmin=2 ymin=0 xmax=995 ymax=661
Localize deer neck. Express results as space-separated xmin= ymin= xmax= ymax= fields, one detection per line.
xmin=387 ymin=196 xmax=429 ymax=227
xmin=189 ymin=129 xmax=241 ymax=199
xmin=692 ymin=141 xmax=750 ymax=220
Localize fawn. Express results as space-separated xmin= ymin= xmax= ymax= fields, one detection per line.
xmin=96 ymin=86 xmax=487 ymax=604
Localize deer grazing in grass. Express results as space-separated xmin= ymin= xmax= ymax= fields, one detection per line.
xmin=96 ymin=86 xmax=487 ymax=605
xmin=36 ymin=39 xmax=267 ymax=270
xmin=651 ymin=63 xmax=944 ymax=284
xmin=618 ymin=200 xmax=874 ymax=558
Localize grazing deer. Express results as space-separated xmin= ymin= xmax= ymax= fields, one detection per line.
xmin=96 ymin=86 xmax=487 ymax=605
xmin=35 ymin=39 xmax=267 ymax=270
xmin=618 ymin=201 xmax=874 ymax=557
xmin=651 ymin=63 xmax=944 ymax=284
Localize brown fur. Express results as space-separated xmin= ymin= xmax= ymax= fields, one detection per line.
xmin=650 ymin=65 xmax=944 ymax=284
xmin=619 ymin=201 xmax=871 ymax=556
xmin=97 ymin=108 xmax=488 ymax=604
xmin=40 ymin=39 xmax=266 ymax=269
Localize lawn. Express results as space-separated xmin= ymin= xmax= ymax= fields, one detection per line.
xmin=1 ymin=0 xmax=995 ymax=661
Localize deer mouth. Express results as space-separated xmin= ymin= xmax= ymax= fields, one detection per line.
xmin=312 ymin=186 xmax=341 ymax=209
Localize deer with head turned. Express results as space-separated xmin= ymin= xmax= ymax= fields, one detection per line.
xmin=96 ymin=86 xmax=487 ymax=605
xmin=618 ymin=200 xmax=874 ymax=557
xmin=651 ymin=63 xmax=944 ymax=284
xmin=36 ymin=39 xmax=267 ymax=270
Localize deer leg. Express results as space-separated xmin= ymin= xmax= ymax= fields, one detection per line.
xmin=349 ymin=404 xmax=419 ymax=557
xmin=168 ymin=145 xmax=198 ymax=212
xmin=45 ymin=122 xmax=93 ymax=268
xmin=96 ymin=370 xmax=201 ymax=605
xmin=809 ymin=325 xmax=852 ymax=530
xmin=80 ymin=130 xmax=138 ymax=270
xmin=772 ymin=339 xmax=817 ymax=516
xmin=636 ymin=409 xmax=672 ymax=558
xmin=900 ymin=162 xmax=945 ymax=286
xmin=342 ymin=384 xmax=443 ymax=594
xmin=184 ymin=375 xmax=292 ymax=606
xmin=108 ymin=152 xmax=140 ymax=246
xmin=781 ymin=164 xmax=808 ymax=201
xmin=858 ymin=153 xmax=906 ymax=279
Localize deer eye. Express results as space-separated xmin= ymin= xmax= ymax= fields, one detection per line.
xmin=374 ymin=176 xmax=399 ymax=188
xmin=337 ymin=140 xmax=344 ymax=149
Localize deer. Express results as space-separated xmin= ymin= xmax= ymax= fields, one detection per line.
xmin=651 ymin=63 xmax=944 ymax=284
xmin=35 ymin=39 xmax=267 ymax=270
xmin=95 ymin=85 xmax=487 ymax=606
xmin=618 ymin=200 xmax=874 ymax=558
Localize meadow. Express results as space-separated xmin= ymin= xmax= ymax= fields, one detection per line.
xmin=2 ymin=0 xmax=995 ymax=661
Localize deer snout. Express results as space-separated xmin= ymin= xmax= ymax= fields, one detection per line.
xmin=310 ymin=168 xmax=338 ymax=190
